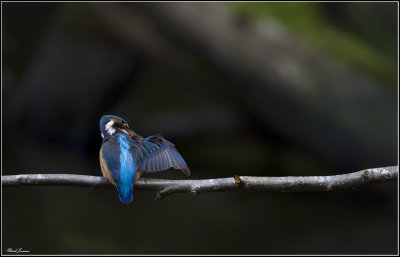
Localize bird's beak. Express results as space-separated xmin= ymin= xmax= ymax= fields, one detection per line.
xmin=127 ymin=129 xmax=135 ymax=136
xmin=120 ymin=128 xmax=135 ymax=137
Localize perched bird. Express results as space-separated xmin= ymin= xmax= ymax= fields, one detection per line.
xmin=99 ymin=115 xmax=190 ymax=204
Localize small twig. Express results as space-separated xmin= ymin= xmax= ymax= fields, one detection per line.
xmin=2 ymin=166 xmax=397 ymax=199
xmin=156 ymin=186 xmax=184 ymax=200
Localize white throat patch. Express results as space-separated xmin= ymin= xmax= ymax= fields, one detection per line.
xmin=105 ymin=120 xmax=116 ymax=136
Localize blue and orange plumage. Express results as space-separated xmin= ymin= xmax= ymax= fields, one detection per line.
xmin=99 ymin=115 xmax=190 ymax=204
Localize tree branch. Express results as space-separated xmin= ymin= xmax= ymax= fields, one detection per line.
xmin=2 ymin=166 xmax=397 ymax=199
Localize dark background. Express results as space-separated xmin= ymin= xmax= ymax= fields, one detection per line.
xmin=2 ymin=2 xmax=398 ymax=254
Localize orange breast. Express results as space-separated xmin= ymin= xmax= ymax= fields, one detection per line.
xmin=135 ymin=169 xmax=142 ymax=181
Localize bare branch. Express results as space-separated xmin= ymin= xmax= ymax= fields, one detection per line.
xmin=2 ymin=166 xmax=397 ymax=199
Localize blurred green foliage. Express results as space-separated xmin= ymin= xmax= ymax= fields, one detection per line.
xmin=230 ymin=2 xmax=397 ymax=87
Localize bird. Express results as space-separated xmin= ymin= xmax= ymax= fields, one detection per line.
xmin=99 ymin=115 xmax=190 ymax=204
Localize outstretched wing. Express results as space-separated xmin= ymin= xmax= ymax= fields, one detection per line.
xmin=138 ymin=135 xmax=190 ymax=176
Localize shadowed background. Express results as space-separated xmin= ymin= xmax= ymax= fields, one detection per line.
xmin=2 ymin=2 xmax=398 ymax=254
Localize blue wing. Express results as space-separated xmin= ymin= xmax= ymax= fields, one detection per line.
xmin=138 ymin=135 xmax=190 ymax=176
xmin=100 ymin=138 xmax=121 ymax=183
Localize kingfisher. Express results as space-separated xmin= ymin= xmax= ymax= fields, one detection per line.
xmin=99 ymin=115 xmax=190 ymax=204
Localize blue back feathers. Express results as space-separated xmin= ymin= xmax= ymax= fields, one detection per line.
xmin=116 ymin=134 xmax=136 ymax=204
xmin=101 ymin=132 xmax=137 ymax=204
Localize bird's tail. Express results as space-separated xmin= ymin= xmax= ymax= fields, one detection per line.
xmin=117 ymin=183 xmax=134 ymax=204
